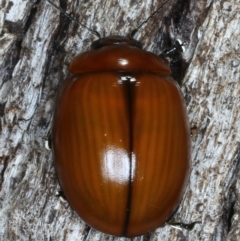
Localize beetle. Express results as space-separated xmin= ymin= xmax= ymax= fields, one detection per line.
xmin=49 ymin=0 xmax=191 ymax=238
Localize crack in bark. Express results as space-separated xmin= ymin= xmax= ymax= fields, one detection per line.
xmin=82 ymin=225 xmax=92 ymax=241
xmin=222 ymin=143 xmax=240 ymax=235
xmin=0 ymin=155 xmax=10 ymax=190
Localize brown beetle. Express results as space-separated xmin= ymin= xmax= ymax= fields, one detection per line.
xmin=52 ymin=34 xmax=190 ymax=237
xmin=47 ymin=0 xmax=191 ymax=237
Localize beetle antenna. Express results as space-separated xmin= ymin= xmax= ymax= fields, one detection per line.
xmin=130 ymin=0 xmax=172 ymax=38
xmin=46 ymin=0 xmax=101 ymax=38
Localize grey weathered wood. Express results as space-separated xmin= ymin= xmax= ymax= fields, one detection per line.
xmin=0 ymin=0 xmax=239 ymax=240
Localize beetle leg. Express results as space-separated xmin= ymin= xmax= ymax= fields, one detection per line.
xmin=55 ymin=191 xmax=67 ymax=203
xmin=160 ymin=39 xmax=186 ymax=58
xmin=165 ymin=221 xmax=201 ymax=231
xmin=164 ymin=204 xmax=200 ymax=231
xmin=159 ymin=39 xmax=188 ymax=86
xmin=44 ymin=132 xmax=52 ymax=150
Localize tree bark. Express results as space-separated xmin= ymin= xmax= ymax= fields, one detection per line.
xmin=0 ymin=0 xmax=239 ymax=240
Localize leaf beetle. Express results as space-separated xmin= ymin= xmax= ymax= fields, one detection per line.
xmin=48 ymin=0 xmax=191 ymax=237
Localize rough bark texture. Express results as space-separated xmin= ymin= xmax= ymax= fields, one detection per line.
xmin=0 ymin=0 xmax=239 ymax=240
